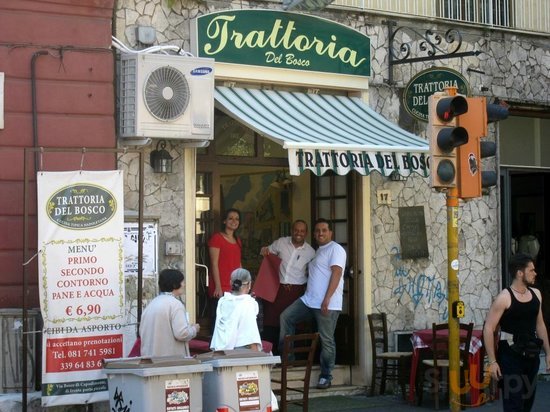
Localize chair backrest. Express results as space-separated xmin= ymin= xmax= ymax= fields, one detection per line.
xmin=459 ymin=322 xmax=474 ymax=367
xmin=280 ymin=332 xmax=320 ymax=372
xmin=368 ymin=313 xmax=389 ymax=358
xmin=430 ymin=322 xmax=474 ymax=367
xmin=431 ymin=323 xmax=450 ymax=365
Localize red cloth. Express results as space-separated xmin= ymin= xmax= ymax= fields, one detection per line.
xmin=129 ymin=337 xmax=141 ymax=357
xmin=133 ymin=338 xmax=274 ymax=357
xmin=207 ymin=232 xmax=241 ymax=297
xmin=252 ymin=254 xmax=281 ymax=303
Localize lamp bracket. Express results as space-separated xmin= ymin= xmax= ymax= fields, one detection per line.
xmin=384 ymin=20 xmax=480 ymax=84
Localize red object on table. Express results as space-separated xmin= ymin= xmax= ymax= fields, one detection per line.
xmin=408 ymin=328 xmax=485 ymax=406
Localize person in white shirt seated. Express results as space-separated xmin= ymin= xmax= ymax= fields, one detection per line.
xmin=210 ymin=268 xmax=262 ymax=351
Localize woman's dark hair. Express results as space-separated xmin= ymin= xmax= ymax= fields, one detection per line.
xmin=221 ymin=208 xmax=241 ymax=230
xmin=508 ymin=252 xmax=534 ymax=278
xmin=158 ymin=269 xmax=184 ymax=292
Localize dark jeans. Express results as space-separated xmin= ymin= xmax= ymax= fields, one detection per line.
xmin=498 ymin=341 xmax=540 ymax=412
xmin=279 ymin=299 xmax=340 ymax=379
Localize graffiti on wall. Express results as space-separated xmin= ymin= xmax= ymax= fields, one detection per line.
xmin=391 ymin=247 xmax=448 ymax=320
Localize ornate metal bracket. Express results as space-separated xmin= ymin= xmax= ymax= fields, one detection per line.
xmin=385 ymin=20 xmax=480 ymax=85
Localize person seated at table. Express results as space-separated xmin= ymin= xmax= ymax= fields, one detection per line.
xmin=140 ymin=269 xmax=200 ymax=357
xmin=210 ymin=268 xmax=262 ymax=351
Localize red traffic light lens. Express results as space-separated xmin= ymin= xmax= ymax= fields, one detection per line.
xmin=436 ymin=96 xmax=468 ymax=122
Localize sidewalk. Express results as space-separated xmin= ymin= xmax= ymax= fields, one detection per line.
xmin=286 ymin=378 xmax=550 ymax=411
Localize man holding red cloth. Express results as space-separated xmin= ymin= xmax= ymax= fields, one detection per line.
xmin=259 ymin=220 xmax=315 ymax=354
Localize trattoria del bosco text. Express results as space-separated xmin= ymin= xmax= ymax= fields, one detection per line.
xmin=203 ymin=15 xmax=367 ymax=68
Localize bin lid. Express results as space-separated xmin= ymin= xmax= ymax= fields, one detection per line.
xmin=103 ymin=356 xmax=213 ymax=376
xmin=198 ymin=350 xmax=281 ymax=367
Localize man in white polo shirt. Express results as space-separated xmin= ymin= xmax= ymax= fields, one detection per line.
xmin=279 ymin=218 xmax=347 ymax=389
xmin=260 ymin=219 xmax=315 ymax=354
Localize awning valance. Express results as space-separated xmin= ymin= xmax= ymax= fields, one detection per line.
xmin=214 ymin=86 xmax=429 ymax=177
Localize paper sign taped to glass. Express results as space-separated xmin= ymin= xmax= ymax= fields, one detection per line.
xmin=252 ymin=254 xmax=281 ymax=302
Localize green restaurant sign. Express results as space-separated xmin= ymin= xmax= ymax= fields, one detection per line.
xmin=403 ymin=67 xmax=470 ymax=122
xmin=191 ymin=10 xmax=370 ymax=77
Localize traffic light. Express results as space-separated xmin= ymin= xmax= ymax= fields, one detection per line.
xmin=457 ymin=98 xmax=508 ymax=199
xmin=428 ymin=91 xmax=469 ymax=190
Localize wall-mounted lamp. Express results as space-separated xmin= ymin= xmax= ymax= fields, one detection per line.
xmin=150 ymin=140 xmax=173 ymax=173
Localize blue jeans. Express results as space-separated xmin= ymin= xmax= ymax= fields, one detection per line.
xmin=279 ymin=298 xmax=340 ymax=379
xmin=498 ymin=341 xmax=540 ymax=412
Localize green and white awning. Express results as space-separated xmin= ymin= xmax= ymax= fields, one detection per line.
xmin=214 ymin=86 xmax=429 ymax=177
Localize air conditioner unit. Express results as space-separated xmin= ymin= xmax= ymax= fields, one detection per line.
xmin=118 ymin=53 xmax=215 ymax=141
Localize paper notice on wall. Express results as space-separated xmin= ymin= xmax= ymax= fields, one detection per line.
xmin=37 ymin=171 xmax=126 ymax=407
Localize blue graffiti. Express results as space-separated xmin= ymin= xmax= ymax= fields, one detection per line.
xmin=391 ymin=247 xmax=448 ymax=320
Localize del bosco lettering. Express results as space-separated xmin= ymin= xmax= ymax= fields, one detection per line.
xmin=297 ymin=150 xmax=428 ymax=172
xmin=204 ymin=15 xmax=366 ymax=69
xmin=47 ymin=184 xmax=116 ymax=229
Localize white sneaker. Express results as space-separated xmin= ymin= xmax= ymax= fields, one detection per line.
xmin=317 ymin=377 xmax=331 ymax=389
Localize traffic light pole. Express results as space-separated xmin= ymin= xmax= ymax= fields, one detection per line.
xmin=447 ymin=187 xmax=461 ymax=411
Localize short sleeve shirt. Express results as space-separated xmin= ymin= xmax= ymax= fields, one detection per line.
xmin=301 ymin=241 xmax=347 ymax=310
xmin=208 ymin=232 xmax=241 ymax=295
xmin=268 ymin=237 xmax=315 ymax=284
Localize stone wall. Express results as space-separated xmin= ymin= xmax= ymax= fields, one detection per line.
xmin=114 ymin=0 xmax=550 ymax=332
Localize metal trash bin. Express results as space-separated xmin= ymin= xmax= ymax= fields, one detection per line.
xmin=198 ymin=350 xmax=280 ymax=412
xmin=104 ymin=356 xmax=212 ymax=412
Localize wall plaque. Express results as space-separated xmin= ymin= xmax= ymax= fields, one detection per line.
xmin=398 ymin=206 xmax=429 ymax=259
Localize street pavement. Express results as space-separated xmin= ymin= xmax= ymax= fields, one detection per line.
xmin=287 ymin=377 xmax=550 ymax=412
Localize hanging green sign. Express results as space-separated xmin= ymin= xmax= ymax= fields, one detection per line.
xmin=403 ymin=68 xmax=470 ymax=122
xmin=191 ymin=10 xmax=370 ymax=77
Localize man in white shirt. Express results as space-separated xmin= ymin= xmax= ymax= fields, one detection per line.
xmin=279 ymin=218 xmax=347 ymax=389
xmin=260 ymin=220 xmax=315 ymax=354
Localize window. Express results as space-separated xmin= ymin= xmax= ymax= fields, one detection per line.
xmin=437 ymin=0 xmax=511 ymax=27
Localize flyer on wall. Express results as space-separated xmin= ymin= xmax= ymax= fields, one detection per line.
xmin=37 ymin=170 xmax=126 ymax=406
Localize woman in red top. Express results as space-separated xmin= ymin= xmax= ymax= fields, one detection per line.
xmin=208 ymin=208 xmax=242 ymax=329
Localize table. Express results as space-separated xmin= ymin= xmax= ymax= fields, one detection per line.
xmin=407 ymin=328 xmax=485 ymax=406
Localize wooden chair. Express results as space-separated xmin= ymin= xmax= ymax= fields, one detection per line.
xmin=367 ymin=313 xmax=413 ymax=399
xmin=417 ymin=322 xmax=474 ymax=409
xmin=272 ymin=332 xmax=320 ymax=412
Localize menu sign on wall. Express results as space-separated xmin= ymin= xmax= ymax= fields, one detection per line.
xmin=191 ymin=10 xmax=370 ymax=77
xmin=403 ymin=67 xmax=470 ymax=122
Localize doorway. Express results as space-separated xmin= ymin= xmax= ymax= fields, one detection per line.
xmin=194 ymin=110 xmax=358 ymax=365
xmin=501 ymin=169 xmax=550 ymax=328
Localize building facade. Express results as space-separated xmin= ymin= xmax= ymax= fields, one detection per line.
xmin=114 ymin=0 xmax=550 ymax=387
xmin=0 ymin=0 xmax=548 ymax=395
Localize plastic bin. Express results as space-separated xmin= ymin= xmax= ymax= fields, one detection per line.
xmin=103 ymin=356 xmax=212 ymax=412
xmin=199 ymin=350 xmax=280 ymax=412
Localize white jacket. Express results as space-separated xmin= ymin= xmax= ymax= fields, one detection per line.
xmin=210 ymin=292 xmax=262 ymax=350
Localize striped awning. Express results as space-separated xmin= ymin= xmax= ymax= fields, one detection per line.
xmin=214 ymin=86 xmax=429 ymax=177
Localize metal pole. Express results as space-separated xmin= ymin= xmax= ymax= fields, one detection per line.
xmin=22 ymin=149 xmax=30 ymax=412
xmin=447 ymin=187 xmax=460 ymax=411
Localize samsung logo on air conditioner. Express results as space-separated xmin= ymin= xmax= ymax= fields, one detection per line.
xmin=191 ymin=67 xmax=213 ymax=76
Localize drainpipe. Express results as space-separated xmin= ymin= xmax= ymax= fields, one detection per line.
xmin=24 ymin=49 xmax=48 ymax=412
xmin=31 ymin=51 xmax=48 ymax=172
